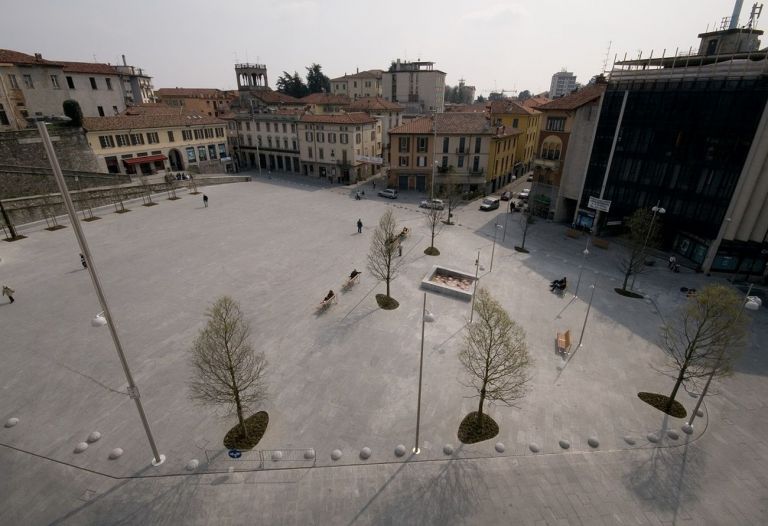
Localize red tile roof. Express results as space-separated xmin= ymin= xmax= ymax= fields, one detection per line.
xmin=299 ymin=112 xmax=376 ymax=124
xmin=348 ymin=97 xmax=404 ymax=112
xmin=489 ymin=100 xmax=539 ymax=116
xmin=330 ymin=69 xmax=384 ymax=81
xmin=445 ymin=103 xmax=488 ymax=113
xmin=0 ymin=49 xmax=60 ymax=66
xmin=82 ymin=113 xmax=225 ymax=132
xmin=521 ymin=96 xmax=551 ymax=108
xmin=389 ymin=113 xmax=492 ymax=135
xmin=59 ymin=61 xmax=118 ymax=75
xmin=538 ymin=84 xmax=606 ymax=111
xmin=156 ymin=87 xmax=229 ymax=99
xmin=251 ymin=90 xmax=303 ymax=105
xmin=122 ymin=103 xmax=184 ymax=116
xmin=300 ymin=93 xmax=351 ymax=105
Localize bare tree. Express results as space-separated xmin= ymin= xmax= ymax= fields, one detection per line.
xmin=660 ymin=284 xmax=748 ymax=412
xmin=439 ymin=184 xmax=462 ymax=225
xmin=459 ymin=288 xmax=532 ymax=426
xmin=618 ymin=208 xmax=661 ymax=291
xmin=139 ymin=176 xmax=157 ymax=206
xmin=367 ymin=209 xmax=402 ymax=304
xmin=516 ymin=206 xmax=535 ymax=252
xmin=189 ymin=296 xmax=268 ymax=440
xmin=423 ymin=205 xmax=446 ymax=255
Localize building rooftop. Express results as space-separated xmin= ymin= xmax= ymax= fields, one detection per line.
xmin=0 ymin=49 xmax=60 ymax=66
xmin=348 ymin=97 xmax=404 ymax=112
xmin=59 ymin=61 xmax=118 ymax=75
xmin=489 ymin=100 xmax=540 ymax=116
xmin=156 ymin=87 xmax=231 ymax=99
xmin=299 ymin=112 xmax=377 ymax=125
xmin=389 ymin=113 xmax=493 ymax=135
xmin=122 ymin=103 xmax=184 ymax=116
xmin=330 ymin=69 xmax=384 ymax=81
xmin=249 ymin=89 xmax=304 ymax=105
xmin=300 ymin=93 xmax=352 ymax=105
xmin=537 ymin=84 xmax=606 ymax=111
xmin=82 ymin=112 xmax=225 ymax=132
xmin=521 ymin=96 xmax=551 ymax=109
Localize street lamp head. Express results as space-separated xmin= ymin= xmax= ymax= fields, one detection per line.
xmin=583 ymin=248 xmax=590 ymax=256
xmin=745 ymin=296 xmax=761 ymax=311
xmin=652 ymin=206 xmax=666 ymax=214
xmin=91 ymin=311 xmax=107 ymax=327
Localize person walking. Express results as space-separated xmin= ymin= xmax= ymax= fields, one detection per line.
xmin=2 ymin=284 xmax=14 ymax=304
xmin=203 ymin=194 xmax=209 ymax=208
xmin=80 ymin=253 xmax=87 ymax=269
xmin=357 ymin=218 xmax=363 ymax=233
xmin=372 ymin=180 xmax=376 ymax=190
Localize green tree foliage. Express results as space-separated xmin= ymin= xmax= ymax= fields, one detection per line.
xmin=306 ymin=63 xmax=331 ymax=94
xmin=276 ymin=71 xmax=309 ymax=98
xmin=63 ymin=100 xmax=83 ymax=126
xmin=517 ymin=90 xmax=532 ymax=101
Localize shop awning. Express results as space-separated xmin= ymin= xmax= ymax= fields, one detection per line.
xmin=123 ymin=154 xmax=167 ymax=165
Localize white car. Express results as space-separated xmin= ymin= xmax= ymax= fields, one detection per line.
xmin=378 ymin=189 xmax=398 ymax=199
xmin=419 ymin=198 xmax=445 ymax=210
xmin=519 ymin=189 xmax=530 ymax=200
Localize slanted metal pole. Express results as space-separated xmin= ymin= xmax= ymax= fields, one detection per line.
xmin=414 ymin=292 xmax=427 ymax=454
xmin=37 ymin=121 xmax=165 ymax=466
xmin=577 ymin=281 xmax=597 ymax=349
xmin=470 ymin=250 xmax=481 ymax=323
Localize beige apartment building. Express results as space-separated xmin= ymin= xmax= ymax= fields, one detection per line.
xmin=298 ymin=112 xmax=381 ymax=183
xmin=348 ymin=97 xmax=404 ymax=159
xmin=299 ymin=93 xmax=351 ymax=114
xmin=82 ymin=111 xmax=230 ymax=175
xmin=0 ymin=49 xmax=153 ymax=131
xmin=330 ymin=69 xmax=383 ymax=99
xmin=382 ymin=60 xmax=446 ymax=115
xmin=155 ymin=88 xmax=236 ymax=117
xmin=231 ymin=108 xmax=302 ymax=173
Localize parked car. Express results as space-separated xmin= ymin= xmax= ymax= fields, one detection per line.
xmin=378 ymin=188 xmax=398 ymax=199
xmin=501 ymin=191 xmax=512 ymax=201
xmin=480 ymin=197 xmax=500 ymax=211
xmin=527 ymin=175 xmax=533 ymax=182
xmin=419 ymin=198 xmax=445 ymax=210
xmin=519 ymin=189 xmax=530 ymax=200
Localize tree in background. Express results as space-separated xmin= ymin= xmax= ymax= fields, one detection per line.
xmin=617 ymin=208 xmax=662 ymax=292
xmin=517 ymin=90 xmax=532 ymax=101
xmin=475 ymin=95 xmax=486 ymax=104
xmin=189 ymin=296 xmax=268 ymax=442
xmin=276 ymin=71 xmax=309 ymax=98
xmin=306 ymin=63 xmax=331 ymax=94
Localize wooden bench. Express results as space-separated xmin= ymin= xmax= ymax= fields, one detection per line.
xmin=317 ymin=294 xmax=337 ymax=312
xmin=556 ymin=329 xmax=572 ymax=354
xmin=592 ymin=238 xmax=610 ymax=249
xmin=342 ymin=273 xmax=361 ymax=290
xmin=566 ymin=228 xmax=582 ymax=239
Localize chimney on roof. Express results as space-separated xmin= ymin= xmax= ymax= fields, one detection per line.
xmin=34 ymin=53 xmax=42 ymax=60
xmin=122 ymin=54 xmax=127 ymax=66
xmin=356 ymin=67 xmax=359 ymax=73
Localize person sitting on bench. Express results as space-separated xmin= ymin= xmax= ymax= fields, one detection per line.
xmin=550 ymin=277 xmax=567 ymax=291
xmin=324 ymin=290 xmax=335 ymax=302
xmin=349 ymin=269 xmax=360 ymax=279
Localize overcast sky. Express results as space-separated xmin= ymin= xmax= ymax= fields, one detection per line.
xmin=3 ymin=0 xmax=751 ymax=95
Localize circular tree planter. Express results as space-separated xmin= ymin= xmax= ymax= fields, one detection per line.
xmin=615 ymin=288 xmax=644 ymax=299
xmin=637 ymin=392 xmax=687 ymax=418
xmin=375 ymin=294 xmax=399 ymax=310
xmin=424 ymin=247 xmax=440 ymax=256
xmin=223 ymin=411 xmax=269 ymax=450
xmin=514 ymin=246 xmax=530 ymax=253
xmin=458 ymin=412 xmax=499 ymax=444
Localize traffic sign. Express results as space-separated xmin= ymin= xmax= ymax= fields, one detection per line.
xmin=228 ymin=449 xmax=242 ymax=459
xmin=587 ymin=196 xmax=611 ymax=212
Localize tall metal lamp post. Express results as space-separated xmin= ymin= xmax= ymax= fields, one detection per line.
xmin=490 ymin=224 xmax=503 ymax=272
xmin=641 ymin=201 xmax=665 ymax=259
xmin=684 ymin=284 xmax=760 ymax=431
xmin=574 ymin=237 xmax=591 ymax=298
xmin=37 ymin=121 xmax=165 ymax=466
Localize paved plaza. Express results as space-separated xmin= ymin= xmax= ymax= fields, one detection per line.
xmin=1 ymin=171 xmax=767 ymax=525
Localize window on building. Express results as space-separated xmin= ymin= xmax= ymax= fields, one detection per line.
xmin=257 ymin=136 xmax=262 ymax=146
xmin=97 ymin=106 xmax=105 ymax=117
xmin=197 ymin=145 xmax=207 ymax=161
xmin=245 ymin=122 xmax=251 ymax=131
xmin=98 ymin=135 xmax=115 ymax=148
xmin=247 ymin=136 xmax=252 ymax=146
xmin=0 ymin=104 xmax=8 ymax=126
xmin=112 ymin=105 xmax=118 ymax=114
xmin=219 ymin=143 xmax=227 ymax=157
xmin=105 ymin=78 xmax=113 ymax=90
xmin=89 ymin=77 xmax=97 ymax=90
xmin=182 ymin=129 xmax=192 ymax=141
xmin=255 ymin=122 xmax=260 ymax=132
xmin=208 ymin=144 xmax=217 ymax=159
xmin=340 ymin=133 xmax=348 ymax=144
xmin=186 ymin=147 xmax=196 ymax=163
xmin=399 ymin=156 xmax=408 ymax=167
xmin=306 ymin=131 xmax=313 ymax=141
xmin=474 ymin=137 xmax=482 ymax=153
xmin=50 ymin=75 xmax=60 ymax=89
xmin=167 ymin=131 xmax=175 ymax=142
xmin=370 ymin=130 xmax=375 ymax=141
xmin=319 ymin=148 xmax=324 ymax=160
xmin=204 ymin=128 xmax=213 ymax=139
xmin=512 ymin=118 xmax=519 ymax=128
xmin=267 ymin=136 xmax=272 ymax=147
xmin=308 ymin=147 xmax=313 ymax=158
xmin=105 ymin=156 xmax=120 ymax=174
xmin=458 ymin=137 xmax=466 ymax=153
xmin=283 ymin=138 xmax=288 ymax=149
xmin=282 ymin=123 xmax=287 ymax=133
xmin=317 ymin=132 xmax=325 ymax=143
xmin=215 ymin=128 xmax=224 ymax=137
xmin=328 ymin=133 xmax=336 ymax=143
xmin=441 ymin=156 xmax=448 ymax=168
xmin=194 ymin=129 xmax=203 ymax=140
xmin=545 ymin=117 xmax=565 ymax=132
xmin=356 ymin=133 xmax=362 ymax=144
xmin=130 ymin=133 xmax=144 ymax=145
xmin=458 ymin=155 xmax=465 ymax=168
xmin=399 ymin=137 xmax=410 ymax=152
xmin=292 ymin=140 xmax=297 ymax=150
xmin=291 ymin=123 xmax=296 ymax=133
xmin=416 ymin=156 xmax=427 ymax=167
xmin=442 ymin=137 xmax=449 ymax=153
xmin=115 ymin=134 xmax=129 ymax=147
xmin=23 ymin=74 xmax=33 ymax=89
xmin=417 ymin=136 xmax=428 ymax=152
xmin=472 ymin=156 xmax=480 ymax=172
xmin=8 ymin=74 xmax=19 ymax=89
xmin=266 ymin=122 xmax=271 ymax=132
xmin=147 ymin=132 xmax=159 ymax=144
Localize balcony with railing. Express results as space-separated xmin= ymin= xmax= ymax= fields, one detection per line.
xmin=533 ymin=156 xmax=561 ymax=171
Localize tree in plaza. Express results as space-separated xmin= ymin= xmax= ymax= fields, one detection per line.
xmin=367 ymin=209 xmax=403 ymax=309
xmin=659 ymin=284 xmax=748 ymax=414
xmin=459 ymin=288 xmax=531 ymax=432
xmin=423 ymin=203 xmax=446 ymax=255
xmin=438 ymin=184 xmax=462 ymax=225
xmin=517 ymin=90 xmax=532 ymax=101
xmin=189 ymin=296 xmax=268 ymax=442
xmin=617 ymin=208 xmax=662 ymax=292
xmin=515 ymin=205 xmax=535 ymax=253
xmin=305 ymin=63 xmax=331 ymax=94
xmin=276 ymin=71 xmax=309 ymax=98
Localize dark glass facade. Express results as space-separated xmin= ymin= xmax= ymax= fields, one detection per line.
xmin=578 ymin=74 xmax=768 ymax=269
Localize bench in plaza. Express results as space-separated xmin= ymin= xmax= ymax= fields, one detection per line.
xmin=556 ymin=329 xmax=572 ymax=355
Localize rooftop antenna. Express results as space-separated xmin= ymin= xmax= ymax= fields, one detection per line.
xmin=747 ymin=2 xmax=763 ymax=28
xmin=601 ymin=40 xmax=613 ymax=73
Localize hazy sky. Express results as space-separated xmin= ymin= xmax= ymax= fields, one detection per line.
xmin=3 ymin=0 xmax=751 ymax=95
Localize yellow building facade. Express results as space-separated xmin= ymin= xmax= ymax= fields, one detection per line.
xmin=489 ymin=101 xmax=541 ymax=176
